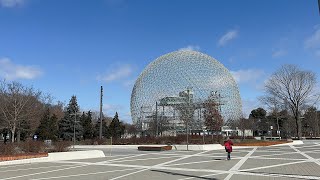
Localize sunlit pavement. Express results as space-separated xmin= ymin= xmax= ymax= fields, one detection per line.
xmin=1 ymin=141 xmax=320 ymax=180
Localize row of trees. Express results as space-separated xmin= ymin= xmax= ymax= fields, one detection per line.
xmin=235 ymin=106 xmax=320 ymax=138
xmin=261 ymin=64 xmax=319 ymax=139
xmin=0 ymin=80 xmax=128 ymax=142
xmin=0 ymin=64 xmax=319 ymax=141
xmin=235 ymin=64 xmax=319 ymax=139
xmin=38 ymin=96 xmax=126 ymax=141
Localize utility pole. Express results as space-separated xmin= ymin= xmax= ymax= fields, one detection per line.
xmin=187 ymin=88 xmax=190 ymax=151
xmin=73 ymin=113 xmax=76 ymax=149
xmin=70 ymin=111 xmax=79 ymax=150
xmin=99 ymin=86 xmax=103 ymax=139
xmin=156 ymin=101 xmax=158 ymax=137
xmin=277 ymin=116 xmax=280 ymax=139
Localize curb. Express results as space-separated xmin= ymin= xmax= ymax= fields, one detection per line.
xmin=75 ymin=144 xmax=225 ymax=151
xmin=0 ymin=150 xmax=105 ymax=166
xmin=0 ymin=153 xmax=48 ymax=161
xmin=270 ymin=140 xmax=304 ymax=146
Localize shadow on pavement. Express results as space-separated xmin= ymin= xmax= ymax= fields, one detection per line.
xmin=151 ymin=169 xmax=218 ymax=180
xmin=242 ymin=171 xmax=320 ymax=179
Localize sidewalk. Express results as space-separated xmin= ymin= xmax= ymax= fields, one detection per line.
xmin=0 ymin=150 xmax=105 ymax=166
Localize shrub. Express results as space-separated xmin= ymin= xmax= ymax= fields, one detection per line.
xmin=19 ymin=140 xmax=46 ymax=153
xmin=52 ymin=141 xmax=71 ymax=152
xmin=0 ymin=143 xmax=17 ymax=155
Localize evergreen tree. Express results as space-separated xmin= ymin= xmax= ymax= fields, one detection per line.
xmin=58 ymin=95 xmax=83 ymax=140
xmin=109 ymin=112 xmax=124 ymax=139
xmin=81 ymin=111 xmax=94 ymax=140
xmin=249 ymin=107 xmax=267 ymax=136
xmin=94 ymin=117 xmax=110 ymax=138
xmin=37 ymin=108 xmax=58 ymax=140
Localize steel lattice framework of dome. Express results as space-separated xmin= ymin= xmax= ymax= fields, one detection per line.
xmin=131 ymin=50 xmax=242 ymax=134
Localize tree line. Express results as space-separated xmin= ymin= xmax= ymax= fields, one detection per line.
xmin=0 ymin=64 xmax=319 ymax=141
xmin=235 ymin=64 xmax=319 ymax=139
xmin=0 ymin=80 xmax=135 ymax=143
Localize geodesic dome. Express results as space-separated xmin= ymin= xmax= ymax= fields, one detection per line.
xmin=130 ymin=50 xmax=241 ymax=132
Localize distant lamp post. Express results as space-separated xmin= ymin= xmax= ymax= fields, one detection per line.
xmin=99 ymin=86 xmax=103 ymax=140
xmin=70 ymin=111 xmax=81 ymax=150
xmin=202 ymin=126 xmax=207 ymax=145
xmin=276 ymin=117 xmax=281 ymax=139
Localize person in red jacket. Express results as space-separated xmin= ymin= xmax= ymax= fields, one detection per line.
xmin=224 ymin=137 xmax=233 ymax=160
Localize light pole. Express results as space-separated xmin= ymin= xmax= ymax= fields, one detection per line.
xmin=73 ymin=114 xmax=76 ymax=149
xmin=70 ymin=111 xmax=81 ymax=150
xmin=276 ymin=117 xmax=280 ymax=139
xmin=202 ymin=126 xmax=206 ymax=145
xmin=156 ymin=101 xmax=158 ymax=137
xmin=99 ymin=86 xmax=103 ymax=139
xmin=186 ymin=88 xmax=191 ymax=151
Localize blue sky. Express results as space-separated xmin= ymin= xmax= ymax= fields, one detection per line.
xmin=0 ymin=0 xmax=319 ymax=122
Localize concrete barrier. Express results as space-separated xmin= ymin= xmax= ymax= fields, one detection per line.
xmin=75 ymin=144 xmax=225 ymax=151
xmin=75 ymin=145 xmax=162 ymax=149
xmin=270 ymin=140 xmax=303 ymax=146
xmin=0 ymin=150 xmax=105 ymax=166
xmin=164 ymin=144 xmax=224 ymax=151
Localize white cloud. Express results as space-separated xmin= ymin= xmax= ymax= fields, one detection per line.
xmin=218 ymin=29 xmax=238 ymax=47
xmin=0 ymin=58 xmax=43 ymax=80
xmin=123 ymin=79 xmax=136 ymax=88
xmin=0 ymin=0 xmax=24 ymax=7
xmin=179 ymin=45 xmax=200 ymax=51
xmin=305 ymin=27 xmax=320 ymax=49
xmin=230 ymin=69 xmax=265 ymax=84
xmin=305 ymin=26 xmax=320 ymax=56
xmin=242 ymin=99 xmax=262 ymax=118
xmin=103 ymin=103 xmax=132 ymax=123
xmin=103 ymin=103 xmax=122 ymax=112
xmin=272 ymin=49 xmax=287 ymax=58
xmin=97 ymin=64 xmax=134 ymax=83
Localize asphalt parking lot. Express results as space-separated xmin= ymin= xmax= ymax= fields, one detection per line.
xmin=1 ymin=141 xmax=320 ymax=180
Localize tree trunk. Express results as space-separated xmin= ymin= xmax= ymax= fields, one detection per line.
xmin=10 ymin=127 xmax=15 ymax=143
xmin=17 ymin=130 xmax=21 ymax=143
xmin=295 ymin=116 xmax=301 ymax=139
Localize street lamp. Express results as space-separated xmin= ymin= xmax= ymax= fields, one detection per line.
xmin=186 ymin=88 xmax=190 ymax=151
xmin=276 ymin=117 xmax=281 ymax=139
xmin=70 ymin=111 xmax=81 ymax=150
xmin=202 ymin=126 xmax=207 ymax=145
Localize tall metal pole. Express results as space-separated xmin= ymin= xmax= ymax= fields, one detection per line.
xmin=99 ymin=86 xmax=103 ymax=139
xmin=156 ymin=101 xmax=158 ymax=137
xmin=277 ymin=117 xmax=280 ymax=139
xmin=73 ymin=113 xmax=76 ymax=149
xmin=187 ymin=89 xmax=190 ymax=151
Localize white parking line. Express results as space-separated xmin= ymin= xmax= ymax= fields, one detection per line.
xmin=4 ymin=143 xmax=320 ymax=180
xmin=239 ymin=159 xmax=308 ymax=172
xmin=2 ymin=164 xmax=87 ymax=180
xmin=0 ymin=164 xmax=74 ymax=173
xmin=109 ymin=150 xmax=211 ymax=180
xmin=30 ymin=167 xmax=141 ymax=180
xmin=224 ymin=147 xmax=257 ymax=180
xmin=290 ymin=145 xmax=320 ymax=165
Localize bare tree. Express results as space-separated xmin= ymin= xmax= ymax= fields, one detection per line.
xmin=236 ymin=117 xmax=252 ymax=139
xmin=0 ymin=80 xmax=43 ymax=142
xmin=264 ymin=65 xmax=317 ymax=139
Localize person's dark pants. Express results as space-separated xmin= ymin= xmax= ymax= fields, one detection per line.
xmin=227 ymin=152 xmax=231 ymax=160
